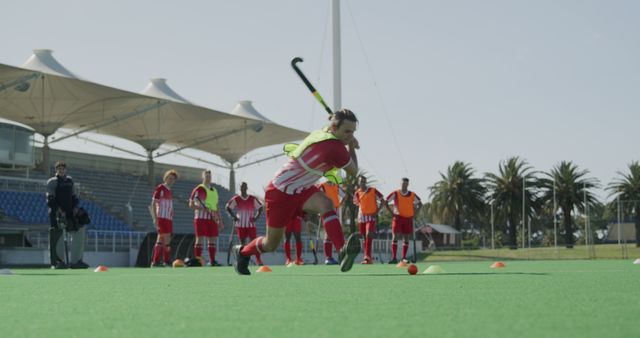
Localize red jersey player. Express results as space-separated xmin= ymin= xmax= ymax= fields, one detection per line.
xmin=233 ymin=109 xmax=361 ymax=275
xmin=384 ymin=177 xmax=422 ymax=263
xmin=150 ymin=169 xmax=178 ymax=267
xmin=353 ymin=175 xmax=385 ymax=264
xmin=189 ymin=169 xmax=224 ymax=266
xmin=225 ymin=182 xmax=264 ymax=265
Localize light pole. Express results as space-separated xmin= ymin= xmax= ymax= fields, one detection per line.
xmin=491 ymin=203 xmax=495 ymax=250
xmin=553 ymin=178 xmax=558 ymax=249
xmin=522 ymin=178 xmax=526 ymax=249
xmin=617 ymin=196 xmax=621 ymax=245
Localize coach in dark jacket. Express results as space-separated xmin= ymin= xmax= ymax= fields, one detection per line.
xmin=46 ymin=160 xmax=88 ymax=269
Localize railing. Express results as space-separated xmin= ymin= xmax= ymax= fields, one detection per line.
xmin=0 ymin=175 xmax=46 ymax=192
xmin=26 ymin=230 xmax=147 ymax=252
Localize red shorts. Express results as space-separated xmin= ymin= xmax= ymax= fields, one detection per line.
xmin=358 ymin=221 xmax=377 ymax=236
xmin=286 ymin=217 xmax=302 ymax=234
xmin=194 ymin=219 xmax=219 ymax=237
xmin=236 ymin=227 xmax=257 ymax=241
xmin=392 ymin=216 xmax=413 ymax=235
xmin=265 ymin=183 xmax=319 ymax=228
xmin=156 ymin=218 xmax=173 ymax=234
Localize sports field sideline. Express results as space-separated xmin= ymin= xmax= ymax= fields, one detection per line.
xmin=1 ymin=260 xmax=638 ymax=338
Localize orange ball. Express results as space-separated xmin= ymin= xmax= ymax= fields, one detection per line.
xmin=408 ymin=264 xmax=418 ymax=275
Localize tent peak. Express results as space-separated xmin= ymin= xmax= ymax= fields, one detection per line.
xmin=22 ymin=49 xmax=79 ymax=79
xmin=232 ymin=100 xmax=273 ymax=123
xmin=142 ymin=78 xmax=191 ymax=104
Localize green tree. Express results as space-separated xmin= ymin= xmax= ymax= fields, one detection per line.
xmin=538 ymin=161 xmax=599 ymax=248
xmin=429 ymin=161 xmax=486 ymax=230
xmin=485 ymin=157 xmax=541 ymax=250
xmin=607 ymin=161 xmax=640 ymax=247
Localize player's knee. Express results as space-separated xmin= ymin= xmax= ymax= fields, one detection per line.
xmin=313 ymin=195 xmax=334 ymax=214
xmin=262 ymin=240 xmax=278 ymax=252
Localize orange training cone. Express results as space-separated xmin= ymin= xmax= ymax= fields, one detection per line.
xmin=94 ymin=265 xmax=108 ymax=272
xmin=396 ymin=261 xmax=409 ymax=268
xmin=256 ymin=265 xmax=272 ymax=273
xmin=490 ymin=261 xmax=505 ymax=269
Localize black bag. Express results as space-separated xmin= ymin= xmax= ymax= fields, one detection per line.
xmin=75 ymin=207 xmax=91 ymax=226
xmin=184 ymin=257 xmax=202 ymax=267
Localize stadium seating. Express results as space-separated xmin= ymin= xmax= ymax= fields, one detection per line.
xmin=0 ymin=190 xmax=130 ymax=231
xmin=1 ymin=167 xmax=266 ymax=235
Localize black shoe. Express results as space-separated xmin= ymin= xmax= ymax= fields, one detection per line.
xmin=388 ymin=258 xmax=398 ymax=264
xmin=210 ymin=261 xmax=222 ymax=267
xmin=339 ymin=234 xmax=361 ymax=273
xmin=70 ymin=260 xmax=89 ymax=269
xmin=232 ymin=245 xmax=251 ymax=275
xmin=51 ymin=260 xmax=68 ymax=269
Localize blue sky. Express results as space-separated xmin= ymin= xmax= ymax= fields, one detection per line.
xmin=2 ymin=0 xmax=639 ymax=201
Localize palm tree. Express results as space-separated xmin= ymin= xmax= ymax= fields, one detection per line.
xmin=607 ymin=161 xmax=640 ymax=247
xmin=539 ymin=161 xmax=599 ymax=248
xmin=429 ymin=161 xmax=486 ymax=230
xmin=485 ymin=157 xmax=540 ymax=249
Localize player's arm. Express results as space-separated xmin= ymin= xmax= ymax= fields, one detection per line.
xmin=376 ymin=190 xmax=385 ymax=215
xmin=46 ymin=178 xmax=57 ymax=211
xmin=149 ymin=198 xmax=158 ymax=224
xmin=384 ymin=193 xmax=395 ymax=215
xmin=343 ymin=141 xmax=358 ymax=177
xmin=225 ymin=199 xmax=239 ymax=222
xmin=414 ymin=195 xmax=423 ymax=218
xmin=253 ymin=204 xmax=264 ymax=222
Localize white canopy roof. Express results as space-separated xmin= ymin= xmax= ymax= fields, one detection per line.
xmin=197 ymin=100 xmax=307 ymax=164
xmin=0 ymin=49 xmax=307 ymax=164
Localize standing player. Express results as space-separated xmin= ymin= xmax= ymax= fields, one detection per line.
xmin=233 ymin=109 xmax=361 ymax=275
xmin=150 ymin=169 xmax=178 ymax=267
xmin=225 ymin=182 xmax=264 ymax=266
xmin=319 ymin=177 xmax=343 ymax=264
xmin=189 ymin=169 xmax=223 ymax=266
xmin=284 ymin=215 xmax=307 ymax=265
xmin=385 ymin=178 xmax=422 ymax=264
xmin=353 ymin=175 xmax=385 ymax=264
xmin=45 ymin=160 xmax=88 ymax=269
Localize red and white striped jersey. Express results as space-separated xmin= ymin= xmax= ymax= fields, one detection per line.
xmin=190 ymin=186 xmax=214 ymax=220
xmin=152 ymin=184 xmax=173 ymax=220
xmin=271 ymin=140 xmax=351 ymax=195
xmin=226 ymin=195 xmax=262 ymax=228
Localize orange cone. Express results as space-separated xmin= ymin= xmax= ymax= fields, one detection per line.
xmin=490 ymin=261 xmax=505 ymax=269
xmin=256 ymin=265 xmax=272 ymax=273
xmin=396 ymin=261 xmax=409 ymax=268
xmin=94 ymin=265 xmax=108 ymax=272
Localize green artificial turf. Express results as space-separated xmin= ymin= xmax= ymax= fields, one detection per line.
xmin=1 ymin=260 xmax=638 ymax=338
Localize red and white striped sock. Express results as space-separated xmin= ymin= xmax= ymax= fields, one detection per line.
xmin=152 ymin=243 xmax=163 ymax=263
xmin=321 ymin=211 xmax=345 ymax=251
xmin=240 ymin=236 xmax=264 ymax=257
xmin=207 ymin=244 xmax=216 ymax=262
xmin=194 ymin=244 xmax=203 ymax=258
xmin=284 ymin=241 xmax=292 ymax=261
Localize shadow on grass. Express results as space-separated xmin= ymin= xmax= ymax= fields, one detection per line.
xmin=265 ymin=272 xmax=549 ymax=277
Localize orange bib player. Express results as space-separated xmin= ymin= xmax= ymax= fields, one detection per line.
xmin=284 ymin=216 xmax=305 ymax=265
xmin=353 ymin=175 xmax=385 ymax=264
xmin=189 ymin=169 xmax=223 ymax=266
xmin=319 ymin=178 xmax=344 ymax=264
xmin=233 ymin=109 xmax=361 ymax=275
xmin=150 ymin=169 xmax=178 ymax=267
xmin=225 ymin=182 xmax=264 ymax=265
xmin=384 ymin=177 xmax=422 ymax=264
